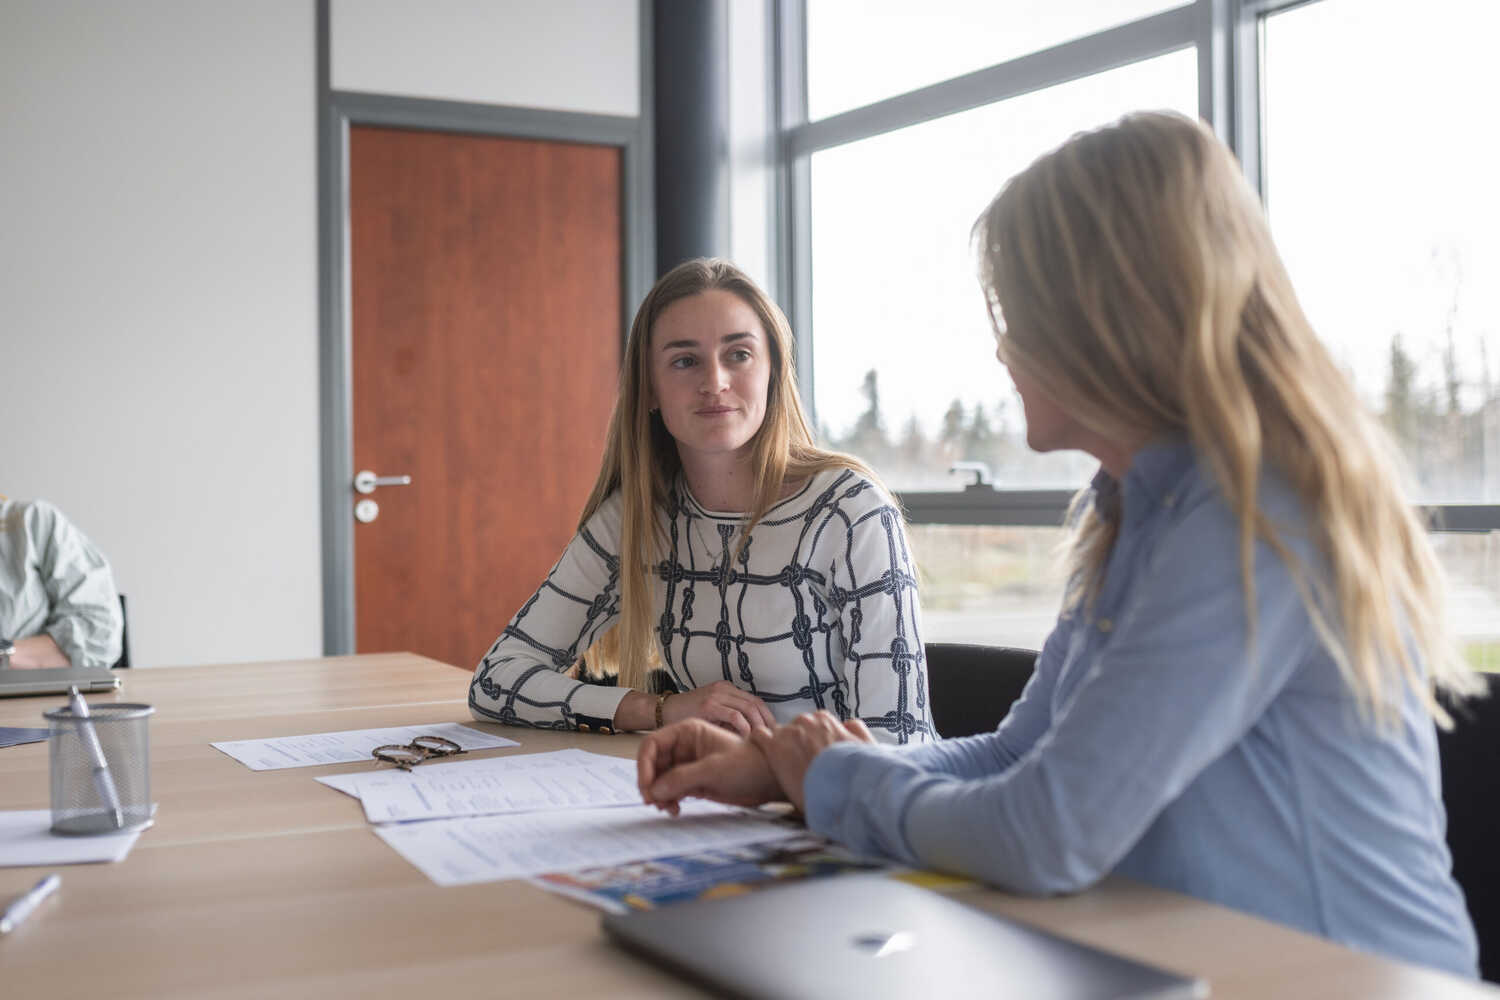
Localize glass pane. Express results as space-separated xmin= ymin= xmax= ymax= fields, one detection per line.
xmin=909 ymin=524 xmax=1067 ymax=649
xmin=910 ymin=526 xmax=1500 ymax=669
xmin=806 ymin=0 xmax=1190 ymax=121
xmin=809 ymin=49 xmax=1197 ymax=491
xmin=1263 ymin=0 xmax=1500 ymax=503
xmin=1432 ymin=531 xmax=1500 ymax=673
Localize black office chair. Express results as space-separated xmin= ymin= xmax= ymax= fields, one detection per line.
xmin=1437 ymin=676 xmax=1499 ymax=981
xmin=924 ymin=643 xmax=1038 ymax=738
xmin=111 ymin=593 xmax=131 ymax=669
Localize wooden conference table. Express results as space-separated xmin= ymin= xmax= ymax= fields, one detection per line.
xmin=0 ymin=653 xmax=1494 ymax=999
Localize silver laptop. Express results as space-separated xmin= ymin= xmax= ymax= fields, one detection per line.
xmin=603 ymin=873 xmax=1207 ymax=1000
xmin=0 ymin=665 xmax=121 ymax=698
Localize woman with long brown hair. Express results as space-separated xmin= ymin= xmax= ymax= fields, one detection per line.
xmin=470 ymin=259 xmax=932 ymax=744
xmin=636 ymin=113 xmax=1482 ymax=977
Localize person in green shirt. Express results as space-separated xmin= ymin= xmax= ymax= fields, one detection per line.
xmin=0 ymin=496 xmax=122 ymax=669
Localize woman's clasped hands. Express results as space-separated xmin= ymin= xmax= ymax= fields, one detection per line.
xmin=658 ymin=680 xmax=776 ymax=735
xmin=636 ymin=710 xmax=875 ymax=815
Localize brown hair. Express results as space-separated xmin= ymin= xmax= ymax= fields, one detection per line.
xmin=578 ymin=258 xmax=880 ymax=689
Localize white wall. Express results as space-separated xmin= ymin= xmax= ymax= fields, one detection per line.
xmin=1 ymin=0 xmax=321 ymax=668
xmin=332 ymin=0 xmax=639 ymax=116
xmin=1 ymin=0 xmax=643 ymax=669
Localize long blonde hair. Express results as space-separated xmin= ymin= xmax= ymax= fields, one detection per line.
xmin=973 ymin=111 xmax=1480 ymax=725
xmin=579 ymin=258 xmax=878 ymax=690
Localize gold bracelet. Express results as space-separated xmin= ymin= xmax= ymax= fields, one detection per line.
xmin=655 ymin=692 xmax=673 ymax=730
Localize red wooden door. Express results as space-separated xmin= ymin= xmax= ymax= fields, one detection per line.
xmin=349 ymin=125 xmax=622 ymax=670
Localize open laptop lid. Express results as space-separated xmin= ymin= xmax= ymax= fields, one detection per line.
xmin=0 ymin=665 xmax=121 ymax=699
xmin=603 ymin=873 xmax=1206 ymax=1000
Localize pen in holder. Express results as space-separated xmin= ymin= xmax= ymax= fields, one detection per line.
xmin=44 ymin=695 xmax=154 ymax=835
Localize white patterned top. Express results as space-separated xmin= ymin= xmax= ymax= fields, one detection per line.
xmin=469 ymin=468 xmax=933 ymax=744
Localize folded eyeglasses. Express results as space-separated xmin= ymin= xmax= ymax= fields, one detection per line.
xmin=371 ymin=735 xmax=467 ymax=770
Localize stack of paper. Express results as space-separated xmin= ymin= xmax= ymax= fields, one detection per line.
xmin=319 ymin=748 xmax=652 ymax=823
xmin=374 ymin=802 xmax=797 ymax=887
xmin=211 ymin=722 xmax=518 ymax=770
xmin=0 ymin=809 xmax=145 ymax=867
xmin=314 ymin=747 xmax=799 ymax=884
xmin=215 ymin=722 xmax=800 ymax=886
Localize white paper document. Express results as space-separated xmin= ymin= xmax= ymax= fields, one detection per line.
xmin=0 ymin=809 xmax=144 ymax=867
xmin=210 ymin=722 xmax=518 ymax=771
xmin=317 ymin=748 xmax=645 ymax=823
xmin=373 ymin=801 xmax=800 ymax=886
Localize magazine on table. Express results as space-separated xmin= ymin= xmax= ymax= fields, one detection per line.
xmin=531 ymin=833 xmax=896 ymax=914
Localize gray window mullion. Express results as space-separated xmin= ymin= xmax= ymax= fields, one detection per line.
xmin=900 ymin=491 xmax=1500 ymax=533
xmin=1425 ymin=507 xmax=1500 ymax=533
xmin=773 ymin=0 xmax=815 ymax=425
xmin=899 ymin=490 xmax=1075 ymax=528
xmin=787 ymin=4 xmax=1199 ymax=158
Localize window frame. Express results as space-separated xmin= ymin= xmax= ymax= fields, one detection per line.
xmin=772 ymin=0 xmax=1500 ymax=533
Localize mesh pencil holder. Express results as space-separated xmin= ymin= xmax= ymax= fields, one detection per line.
xmin=44 ymin=702 xmax=155 ymax=835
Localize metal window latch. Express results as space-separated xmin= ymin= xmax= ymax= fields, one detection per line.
xmin=949 ymin=461 xmax=993 ymax=489
xmin=353 ymin=470 xmax=413 ymax=495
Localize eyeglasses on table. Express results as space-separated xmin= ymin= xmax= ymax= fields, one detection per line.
xmin=371 ymin=735 xmax=467 ymax=770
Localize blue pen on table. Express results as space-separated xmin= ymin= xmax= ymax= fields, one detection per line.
xmin=67 ymin=685 xmax=124 ymax=829
xmin=0 ymin=873 xmax=61 ymax=934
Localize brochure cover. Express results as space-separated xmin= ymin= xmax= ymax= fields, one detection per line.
xmin=532 ymin=834 xmax=891 ymax=914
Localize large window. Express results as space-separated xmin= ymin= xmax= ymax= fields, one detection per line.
xmin=906 ymin=523 xmax=1069 ymax=650
xmin=1262 ymin=0 xmax=1500 ymax=505
xmin=809 ymin=49 xmax=1196 ymax=492
xmin=805 ymin=0 xmax=1189 ymax=121
xmin=780 ymin=0 xmax=1500 ymax=654
xmin=1258 ymin=0 xmax=1500 ymax=670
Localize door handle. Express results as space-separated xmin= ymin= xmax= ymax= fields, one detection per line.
xmin=353 ymin=469 xmax=413 ymax=495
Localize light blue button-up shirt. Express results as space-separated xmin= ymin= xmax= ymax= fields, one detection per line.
xmin=803 ymin=440 xmax=1478 ymax=978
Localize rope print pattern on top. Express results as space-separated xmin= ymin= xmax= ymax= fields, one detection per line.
xmin=469 ymin=468 xmax=933 ymax=744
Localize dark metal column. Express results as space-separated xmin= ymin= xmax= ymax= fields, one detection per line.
xmin=653 ymin=0 xmax=730 ymax=275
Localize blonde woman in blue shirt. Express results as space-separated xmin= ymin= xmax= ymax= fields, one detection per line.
xmin=636 ymin=112 xmax=1482 ymax=978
